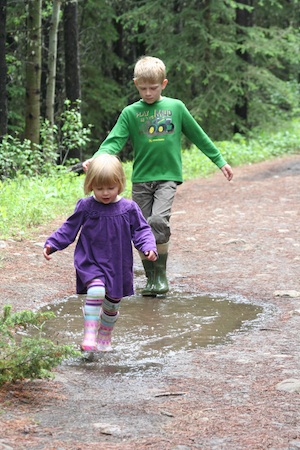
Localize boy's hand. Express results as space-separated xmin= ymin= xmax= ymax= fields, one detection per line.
xmin=43 ymin=245 xmax=52 ymax=261
xmin=144 ymin=250 xmax=158 ymax=261
xmin=82 ymin=158 xmax=92 ymax=172
xmin=221 ymin=164 xmax=233 ymax=181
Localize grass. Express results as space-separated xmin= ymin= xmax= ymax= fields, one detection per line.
xmin=0 ymin=119 xmax=299 ymax=240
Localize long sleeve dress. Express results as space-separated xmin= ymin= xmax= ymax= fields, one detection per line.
xmin=44 ymin=196 xmax=157 ymax=298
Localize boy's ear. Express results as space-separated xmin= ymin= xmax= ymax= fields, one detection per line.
xmin=162 ymin=79 xmax=168 ymax=89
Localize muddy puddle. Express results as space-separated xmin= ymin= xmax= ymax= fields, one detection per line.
xmin=40 ymin=292 xmax=263 ymax=376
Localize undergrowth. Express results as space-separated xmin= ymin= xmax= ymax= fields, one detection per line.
xmin=0 ymin=305 xmax=80 ymax=386
xmin=0 ymin=120 xmax=299 ymax=240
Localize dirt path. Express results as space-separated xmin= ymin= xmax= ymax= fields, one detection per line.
xmin=0 ymin=155 xmax=300 ymax=449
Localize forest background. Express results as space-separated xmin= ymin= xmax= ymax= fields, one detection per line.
xmin=0 ymin=0 xmax=300 ymax=237
xmin=0 ymin=0 xmax=300 ymax=167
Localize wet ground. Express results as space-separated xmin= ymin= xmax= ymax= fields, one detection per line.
xmin=0 ymin=155 xmax=300 ymax=449
xmin=41 ymin=289 xmax=263 ymax=373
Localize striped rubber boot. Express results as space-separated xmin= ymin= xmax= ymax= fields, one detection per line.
xmin=80 ymin=279 xmax=105 ymax=352
xmin=97 ymin=296 xmax=121 ymax=352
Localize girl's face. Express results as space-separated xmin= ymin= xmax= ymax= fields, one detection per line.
xmin=93 ymin=184 xmax=119 ymax=204
xmin=134 ymin=79 xmax=168 ymax=104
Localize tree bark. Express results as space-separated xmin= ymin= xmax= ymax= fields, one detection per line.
xmin=24 ymin=0 xmax=42 ymax=146
xmin=63 ymin=0 xmax=81 ymax=104
xmin=0 ymin=0 xmax=8 ymax=140
xmin=63 ymin=0 xmax=81 ymax=160
xmin=45 ymin=0 xmax=61 ymax=127
xmin=234 ymin=0 xmax=253 ymax=134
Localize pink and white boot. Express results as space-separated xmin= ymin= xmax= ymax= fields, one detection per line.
xmin=80 ymin=304 xmax=101 ymax=352
xmin=81 ymin=279 xmax=105 ymax=352
xmin=96 ymin=297 xmax=120 ymax=352
xmin=97 ymin=324 xmax=114 ymax=352
xmin=80 ymin=317 xmax=99 ymax=352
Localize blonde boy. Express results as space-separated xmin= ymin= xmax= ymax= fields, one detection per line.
xmin=84 ymin=56 xmax=233 ymax=296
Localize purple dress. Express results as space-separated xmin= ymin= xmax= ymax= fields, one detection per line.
xmin=44 ymin=196 xmax=157 ymax=298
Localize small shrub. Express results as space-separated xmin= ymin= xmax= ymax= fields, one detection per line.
xmin=0 ymin=134 xmax=59 ymax=180
xmin=0 ymin=101 xmax=93 ymax=181
xmin=0 ymin=305 xmax=80 ymax=386
xmin=59 ymin=100 xmax=92 ymax=165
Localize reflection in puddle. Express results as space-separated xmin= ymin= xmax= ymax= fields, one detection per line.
xmin=39 ymin=292 xmax=263 ymax=375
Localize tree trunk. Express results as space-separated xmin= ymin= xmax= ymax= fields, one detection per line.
xmin=63 ymin=0 xmax=81 ymax=160
xmin=0 ymin=0 xmax=8 ymax=140
xmin=24 ymin=0 xmax=42 ymax=146
xmin=234 ymin=0 xmax=253 ymax=134
xmin=63 ymin=0 xmax=80 ymax=104
xmin=45 ymin=0 xmax=61 ymax=127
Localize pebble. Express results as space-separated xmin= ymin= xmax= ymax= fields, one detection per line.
xmin=273 ymin=290 xmax=300 ymax=298
xmin=276 ymin=378 xmax=300 ymax=393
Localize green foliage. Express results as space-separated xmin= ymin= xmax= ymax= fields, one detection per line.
xmin=218 ymin=120 xmax=300 ymax=167
xmin=0 ymin=101 xmax=93 ymax=180
xmin=122 ymin=160 xmax=133 ymax=198
xmin=114 ymin=0 xmax=299 ymax=141
xmin=0 ymin=121 xmax=299 ymax=240
xmin=181 ymin=119 xmax=300 ymax=180
xmin=4 ymin=0 xmax=300 ymax=155
xmin=0 ymin=305 xmax=80 ymax=386
xmin=0 ymin=171 xmax=83 ymax=238
xmin=79 ymin=0 xmax=127 ymax=149
xmin=59 ymin=100 xmax=93 ymax=164
xmin=0 ymin=161 xmax=132 ymax=239
xmin=0 ymin=134 xmax=58 ymax=180
xmin=78 ymin=0 xmax=300 ymax=145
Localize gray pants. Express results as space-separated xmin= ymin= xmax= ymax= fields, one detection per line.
xmin=132 ymin=181 xmax=178 ymax=244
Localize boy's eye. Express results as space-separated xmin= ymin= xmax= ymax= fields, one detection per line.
xmin=139 ymin=86 xmax=159 ymax=91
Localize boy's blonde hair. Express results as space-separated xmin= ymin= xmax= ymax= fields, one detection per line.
xmin=84 ymin=154 xmax=126 ymax=195
xmin=133 ymin=56 xmax=166 ymax=84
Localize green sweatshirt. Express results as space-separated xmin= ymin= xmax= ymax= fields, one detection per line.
xmin=94 ymin=97 xmax=227 ymax=183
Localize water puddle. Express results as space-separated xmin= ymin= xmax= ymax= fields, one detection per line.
xmin=39 ymin=292 xmax=263 ymax=375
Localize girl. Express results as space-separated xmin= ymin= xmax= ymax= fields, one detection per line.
xmin=43 ymin=154 xmax=157 ymax=352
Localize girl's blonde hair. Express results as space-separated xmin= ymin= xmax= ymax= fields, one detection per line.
xmin=84 ymin=154 xmax=126 ymax=195
xmin=133 ymin=56 xmax=166 ymax=84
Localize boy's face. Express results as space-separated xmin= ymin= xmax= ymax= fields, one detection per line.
xmin=134 ymin=79 xmax=168 ymax=104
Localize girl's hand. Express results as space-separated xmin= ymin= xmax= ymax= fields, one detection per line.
xmin=144 ymin=250 xmax=158 ymax=261
xmin=43 ymin=245 xmax=52 ymax=261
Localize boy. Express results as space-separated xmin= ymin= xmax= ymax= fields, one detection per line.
xmin=83 ymin=56 xmax=233 ymax=296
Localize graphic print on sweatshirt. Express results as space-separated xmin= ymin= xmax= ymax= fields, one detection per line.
xmin=137 ymin=108 xmax=175 ymax=137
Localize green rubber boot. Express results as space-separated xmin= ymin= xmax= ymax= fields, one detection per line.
xmin=152 ymin=251 xmax=169 ymax=295
xmin=141 ymin=259 xmax=155 ymax=296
